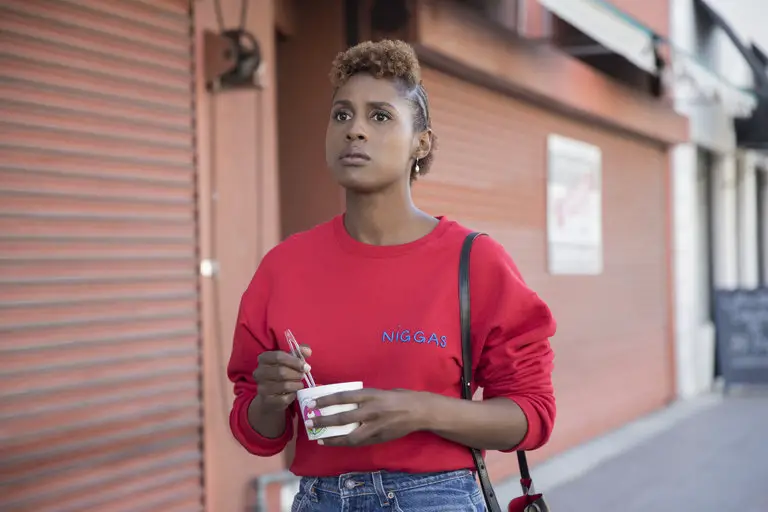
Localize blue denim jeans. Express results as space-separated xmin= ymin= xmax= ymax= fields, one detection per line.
xmin=291 ymin=469 xmax=487 ymax=512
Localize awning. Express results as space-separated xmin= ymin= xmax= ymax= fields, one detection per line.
xmin=538 ymin=0 xmax=761 ymax=118
xmin=735 ymin=44 xmax=768 ymax=148
xmin=670 ymin=49 xmax=758 ymax=118
xmin=693 ymin=0 xmax=768 ymax=91
xmin=537 ymin=0 xmax=658 ymax=74
xmin=690 ymin=0 xmax=767 ymax=128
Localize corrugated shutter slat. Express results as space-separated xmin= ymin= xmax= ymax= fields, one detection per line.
xmin=0 ymin=0 xmax=204 ymax=510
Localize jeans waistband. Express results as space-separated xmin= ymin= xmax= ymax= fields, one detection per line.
xmin=300 ymin=469 xmax=474 ymax=499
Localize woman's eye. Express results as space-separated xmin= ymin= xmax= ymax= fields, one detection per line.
xmin=372 ymin=111 xmax=391 ymax=122
xmin=334 ymin=111 xmax=351 ymax=122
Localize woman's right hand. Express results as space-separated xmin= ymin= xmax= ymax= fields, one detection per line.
xmin=252 ymin=346 xmax=312 ymax=412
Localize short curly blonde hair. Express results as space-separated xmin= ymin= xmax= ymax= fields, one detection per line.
xmin=329 ymin=40 xmax=437 ymax=181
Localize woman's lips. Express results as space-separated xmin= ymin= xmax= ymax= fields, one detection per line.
xmin=339 ymin=151 xmax=371 ymax=165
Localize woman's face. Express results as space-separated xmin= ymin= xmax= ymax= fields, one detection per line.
xmin=325 ymin=74 xmax=420 ymax=193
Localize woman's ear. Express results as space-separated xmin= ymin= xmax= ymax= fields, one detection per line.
xmin=414 ymin=128 xmax=433 ymax=160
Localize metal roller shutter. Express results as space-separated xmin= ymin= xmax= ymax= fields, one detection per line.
xmin=0 ymin=1 xmax=204 ymax=511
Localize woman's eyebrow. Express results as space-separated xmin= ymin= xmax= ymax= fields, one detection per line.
xmin=368 ymin=101 xmax=398 ymax=111
xmin=331 ymin=99 xmax=399 ymax=112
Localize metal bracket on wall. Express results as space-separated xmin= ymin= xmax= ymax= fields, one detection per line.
xmin=203 ymin=29 xmax=264 ymax=91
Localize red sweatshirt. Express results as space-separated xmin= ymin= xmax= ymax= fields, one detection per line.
xmin=227 ymin=215 xmax=556 ymax=476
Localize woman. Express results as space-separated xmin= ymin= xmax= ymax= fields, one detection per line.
xmin=228 ymin=39 xmax=556 ymax=511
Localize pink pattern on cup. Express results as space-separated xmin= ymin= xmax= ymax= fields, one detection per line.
xmin=302 ymin=400 xmax=326 ymax=437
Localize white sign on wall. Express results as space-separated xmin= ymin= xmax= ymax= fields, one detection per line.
xmin=546 ymin=134 xmax=603 ymax=275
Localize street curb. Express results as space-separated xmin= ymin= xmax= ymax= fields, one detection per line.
xmin=495 ymin=393 xmax=723 ymax=503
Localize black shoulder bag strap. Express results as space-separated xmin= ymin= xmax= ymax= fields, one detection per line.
xmin=460 ymin=232 xmax=532 ymax=512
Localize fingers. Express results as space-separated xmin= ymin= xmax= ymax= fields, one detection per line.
xmin=253 ymin=377 xmax=304 ymax=409
xmin=261 ymin=392 xmax=297 ymax=409
xmin=306 ymin=409 xmax=366 ymax=429
xmin=254 ymin=364 xmax=306 ymax=383
xmin=320 ymin=424 xmax=380 ymax=447
xmin=254 ymin=349 xmax=313 ymax=387
xmin=252 ymin=347 xmax=314 ymax=411
xmin=314 ymin=389 xmax=371 ymax=409
xmin=259 ymin=380 xmax=306 ymax=396
xmin=254 ymin=376 xmax=302 ymax=412
xmin=258 ymin=350 xmax=310 ymax=373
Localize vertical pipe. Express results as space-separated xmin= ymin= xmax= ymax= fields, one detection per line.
xmin=758 ymin=167 xmax=768 ymax=286
xmin=711 ymin=154 xmax=739 ymax=291
xmin=345 ymin=0 xmax=360 ymax=48
xmin=737 ymin=152 xmax=759 ymax=288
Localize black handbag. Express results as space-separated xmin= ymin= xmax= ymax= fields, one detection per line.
xmin=459 ymin=232 xmax=550 ymax=512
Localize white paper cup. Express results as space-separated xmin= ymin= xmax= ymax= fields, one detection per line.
xmin=296 ymin=381 xmax=363 ymax=441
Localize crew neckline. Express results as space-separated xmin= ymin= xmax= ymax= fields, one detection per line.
xmin=332 ymin=214 xmax=452 ymax=258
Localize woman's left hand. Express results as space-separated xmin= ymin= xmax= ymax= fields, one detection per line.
xmin=308 ymin=389 xmax=430 ymax=447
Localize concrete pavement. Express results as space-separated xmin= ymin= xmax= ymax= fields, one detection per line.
xmin=507 ymin=392 xmax=768 ymax=512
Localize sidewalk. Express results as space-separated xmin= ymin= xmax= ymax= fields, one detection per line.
xmin=507 ymin=392 xmax=768 ymax=512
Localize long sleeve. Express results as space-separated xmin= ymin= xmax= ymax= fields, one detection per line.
xmin=227 ymin=256 xmax=294 ymax=457
xmin=469 ymin=236 xmax=557 ymax=452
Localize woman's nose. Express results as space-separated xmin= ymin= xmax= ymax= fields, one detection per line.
xmin=345 ymin=121 xmax=368 ymax=141
xmin=345 ymin=131 xmax=367 ymax=141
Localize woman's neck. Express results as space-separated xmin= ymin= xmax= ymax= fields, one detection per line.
xmin=344 ymin=185 xmax=437 ymax=246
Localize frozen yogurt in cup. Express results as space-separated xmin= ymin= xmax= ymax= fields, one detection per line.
xmin=296 ymin=381 xmax=363 ymax=441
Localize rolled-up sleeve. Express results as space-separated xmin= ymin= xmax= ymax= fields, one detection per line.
xmin=227 ymin=256 xmax=294 ymax=457
xmin=470 ymin=236 xmax=557 ymax=452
